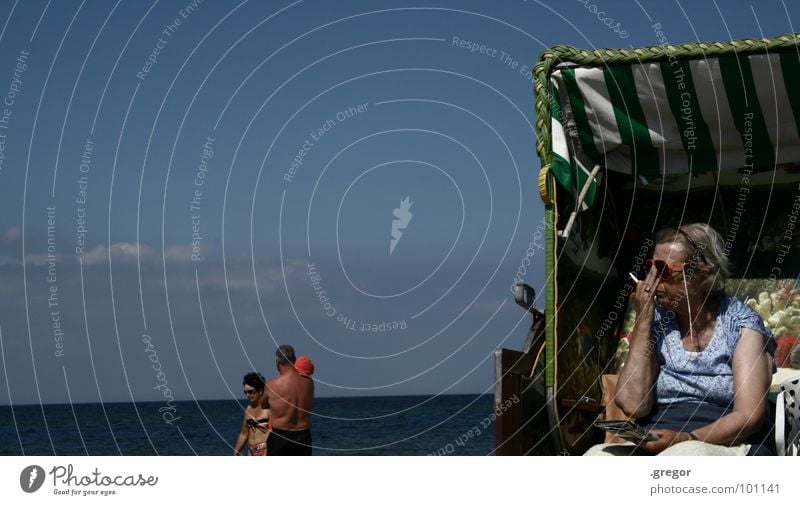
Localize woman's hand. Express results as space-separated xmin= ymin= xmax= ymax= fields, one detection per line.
xmin=634 ymin=265 xmax=660 ymax=319
xmin=638 ymin=429 xmax=690 ymax=454
xmin=629 ymin=265 xmax=660 ymax=346
xmin=614 ymin=265 xmax=662 ymax=418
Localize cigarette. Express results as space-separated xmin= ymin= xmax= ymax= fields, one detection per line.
xmin=628 ymin=272 xmax=639 ymax=284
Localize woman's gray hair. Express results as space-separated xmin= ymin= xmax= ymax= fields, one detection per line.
xmin=654 ymin=223 xmax=731 ymax=297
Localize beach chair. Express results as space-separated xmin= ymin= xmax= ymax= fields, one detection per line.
xmin=495 ymin=32 xmax=800 ymax=455
xmin=775 ymin=377 xmax=800 ymax=456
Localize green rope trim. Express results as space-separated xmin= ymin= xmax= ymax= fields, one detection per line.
xmin=533 ymin=32 xmax=800 ymax=201
xmin=544 ymin=204 xmax=556 ymax=388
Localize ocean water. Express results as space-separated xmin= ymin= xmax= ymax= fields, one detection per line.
xmin=0 ymin=394 xmax=495 ymax=456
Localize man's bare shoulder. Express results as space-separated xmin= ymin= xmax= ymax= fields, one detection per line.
xmin=267 ymin=374 xmax=289 ymax=391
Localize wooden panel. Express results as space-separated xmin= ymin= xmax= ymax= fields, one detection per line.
xmin=494 ymin=349 xmax=531 ymax=455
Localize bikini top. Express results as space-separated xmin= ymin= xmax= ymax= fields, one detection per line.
xmin=247 ymin=417 xmax=270 ymax=432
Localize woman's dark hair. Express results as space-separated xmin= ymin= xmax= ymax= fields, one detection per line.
xmin=243 ymin=372 xmax=266 ymax=390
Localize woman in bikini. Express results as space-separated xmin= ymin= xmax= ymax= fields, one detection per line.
xmin=232 ymin=372 xmax=270 ymax=456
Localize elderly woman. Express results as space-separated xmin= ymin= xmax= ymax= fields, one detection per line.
xmin=587 ymin=224 xmax=776 ymax=456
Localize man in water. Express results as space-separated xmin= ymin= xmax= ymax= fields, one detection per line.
xmin=261 ymin=345 xmax=314 ymax=455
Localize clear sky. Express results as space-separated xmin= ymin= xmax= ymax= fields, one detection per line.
xmin=0 ymin=0 xmax=798 ymax=404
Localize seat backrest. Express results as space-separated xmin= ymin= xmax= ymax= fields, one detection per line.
xmin=776 ymin=377 xmax=800 ymax=456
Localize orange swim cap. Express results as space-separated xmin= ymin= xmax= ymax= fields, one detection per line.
xmin=294 ymin=355 xmax=314 ymax=376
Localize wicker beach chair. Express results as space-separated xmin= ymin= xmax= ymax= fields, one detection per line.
xmin=776 ymin=377 xmax=800 ymax=456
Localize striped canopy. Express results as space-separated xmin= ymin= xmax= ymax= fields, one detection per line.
xmin=549 ymin=51 xmax=800 ymax=207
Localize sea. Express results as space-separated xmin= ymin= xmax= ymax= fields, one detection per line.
xmin=0 ymin=394 xmax=496 ymax=456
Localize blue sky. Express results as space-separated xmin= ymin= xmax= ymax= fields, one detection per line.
xmin=0 ymin=0 xmax=798 ymax=404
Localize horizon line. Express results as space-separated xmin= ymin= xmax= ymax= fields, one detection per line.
xmin=0 ymin=392 xmax=493 ymax=408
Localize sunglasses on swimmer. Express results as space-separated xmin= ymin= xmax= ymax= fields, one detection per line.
xmin=243 ymin=388 xmax=259 ymax=396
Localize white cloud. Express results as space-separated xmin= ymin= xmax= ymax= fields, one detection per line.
xmin=156 ymin=258 xmax=307 ymax=292
xmin=79 ymin=242 xmax=206 ymax=265
xmin=164 ymin=243 xmax=207 ymax=263
xmin=80 ymin=242 xmax=156 ymax=265
xmin=24 ymin=253 xmax=55 ymax=266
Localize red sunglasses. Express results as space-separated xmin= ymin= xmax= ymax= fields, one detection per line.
xmin=642 ymin=259 xmax=690 ymax=280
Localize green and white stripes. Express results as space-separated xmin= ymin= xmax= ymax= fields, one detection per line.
xmin=548 ymin=50 xmax=800 ymax=205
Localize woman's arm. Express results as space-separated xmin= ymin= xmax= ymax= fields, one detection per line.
xmin=232 ymin=414 xmax=249 ymax=456
xmin=614 ymin=267 xmax=661 ymax=418
xmin=689 ymin=328 xmax=771 ymax=445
